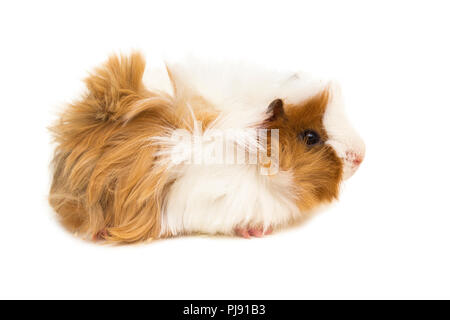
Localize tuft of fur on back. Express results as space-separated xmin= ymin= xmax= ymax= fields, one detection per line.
xmin=49 ymin=53 xmax=177 ymax=243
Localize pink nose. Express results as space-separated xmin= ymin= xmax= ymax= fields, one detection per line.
xmin=352 ymin=156 xmax=363 ymax=166
xmin=346 ymin=151 xmax=364 ymax=167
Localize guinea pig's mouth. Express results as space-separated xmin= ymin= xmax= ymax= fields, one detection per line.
xmin=342 ymin=150 xmax=364 ymax=179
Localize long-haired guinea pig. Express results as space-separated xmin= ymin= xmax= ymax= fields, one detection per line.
xmin=49 ymin=52 xmax=365 ymax=243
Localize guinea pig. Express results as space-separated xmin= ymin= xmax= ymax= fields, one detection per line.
xmin=49 ymin=52 xmax=365 ymax=243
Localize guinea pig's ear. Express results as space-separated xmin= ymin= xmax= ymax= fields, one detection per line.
xmin=265 ymin=98 xmax=285 ymax=122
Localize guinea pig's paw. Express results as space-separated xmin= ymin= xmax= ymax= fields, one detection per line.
xmin=92 ymin=229 xmax=108 ymax=241
xmin=234 ymin=226 xmax=273 ymax=239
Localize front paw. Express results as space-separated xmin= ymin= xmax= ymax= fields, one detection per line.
xmin=234 ymin=226 xmax=273 ymax=239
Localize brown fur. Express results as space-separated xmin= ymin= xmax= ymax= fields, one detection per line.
xmin=264 ymin=89 xmax=343 ymax=212
xmin=49 ymin=53 xmax=184 ymax=243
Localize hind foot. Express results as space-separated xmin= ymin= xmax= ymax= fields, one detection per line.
xmin=92 ymin=229 xmax=108 ymax=241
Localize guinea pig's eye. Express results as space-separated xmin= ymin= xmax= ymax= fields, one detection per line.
xmin=299 ymin=129 xmax=321 ymax=146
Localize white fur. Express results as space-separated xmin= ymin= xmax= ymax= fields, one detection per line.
xmin=323 ymin=83 xmax=366 ymax=179
xmin=162 ymin=165 xmax=299 ymax=235
xmin=144 ymin=59 xmax=363 ymax=235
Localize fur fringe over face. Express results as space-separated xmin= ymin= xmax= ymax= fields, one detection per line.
xmin=49 ymin=52 xmax=365 ymax=243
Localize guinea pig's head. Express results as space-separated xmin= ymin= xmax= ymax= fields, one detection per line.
xmin=263 ymin=83 xmax=365 ymax=211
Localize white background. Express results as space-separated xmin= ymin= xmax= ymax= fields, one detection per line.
xmin=1 ymin=0 xmax=449 ymax=299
